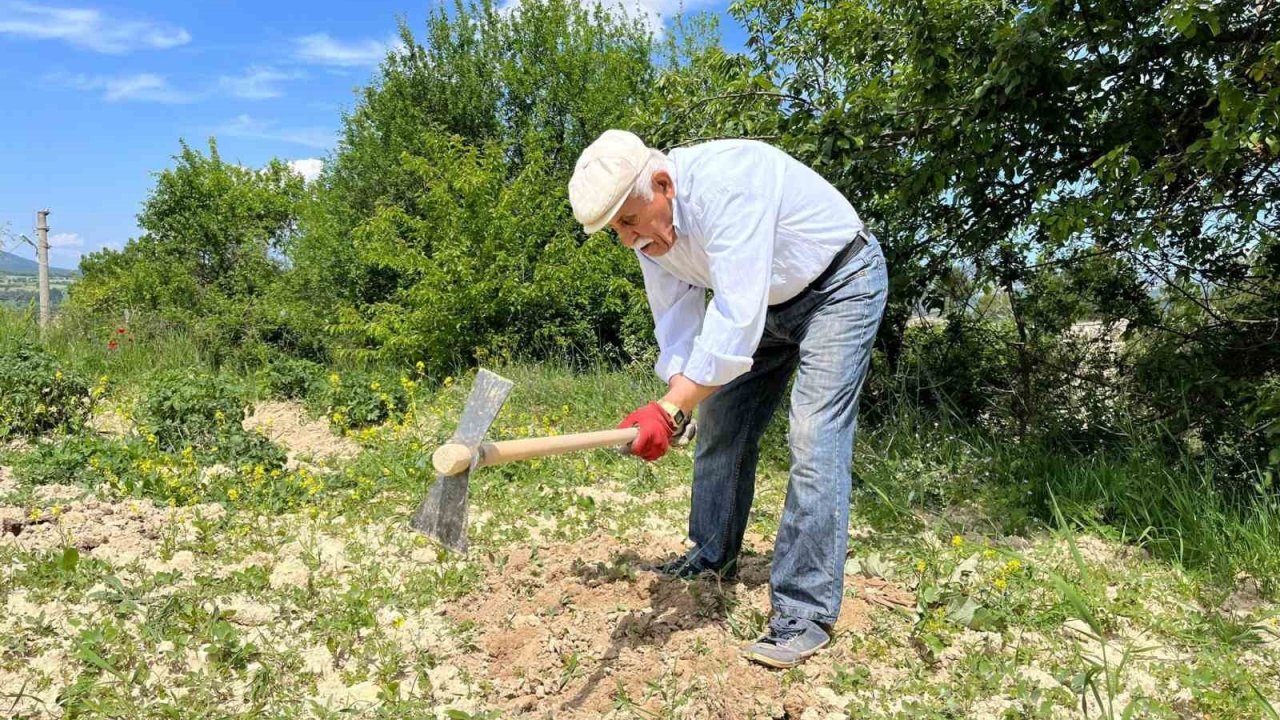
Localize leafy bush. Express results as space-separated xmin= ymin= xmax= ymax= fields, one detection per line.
xmin=135 ymin=370 xmax=285 ymax=470
xmin=258 ymin=356 xmax=324 ymax=401
xmin=0 ymin=339 xmax=94 ymax=440
xmin=289 ymin=0 xmax=657 ymax=374
xmin=13 ymin=434 xmax=128 ymax=488
xmin=867 ymin=317 xmax=1018 ymax=428
xmin=13 ymin=433 xmax=322 ymax=511
xmin=68 ymin=140 xmax=307 ymax=369
xmin=308 ymin=370 xmax=409 ymax=433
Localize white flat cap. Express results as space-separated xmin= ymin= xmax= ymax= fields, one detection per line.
xmin=569 ymin=129 xmax=650 ymax=234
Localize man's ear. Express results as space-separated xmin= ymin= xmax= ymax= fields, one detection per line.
xmin=654 ymin=170 xmax=675 ymax=200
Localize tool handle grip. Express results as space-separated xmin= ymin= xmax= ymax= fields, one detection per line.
xmin=433 ymin=428 xmax=639 ymax=475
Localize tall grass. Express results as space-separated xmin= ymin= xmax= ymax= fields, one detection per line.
xmin=1 ymin=307 xmax=205 ymax=389
xmin=855 ymin=400 xmax=1280 ymax=587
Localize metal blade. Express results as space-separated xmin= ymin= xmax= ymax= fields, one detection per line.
xmin=408 ymin=369 xmax=514 ymax=552
xmin=409 ymin=474 xmax=471 ymax=553
xmin=447 ymin=368 xmax=515 ymax=447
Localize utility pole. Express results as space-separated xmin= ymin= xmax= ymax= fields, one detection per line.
xmin=36 ymin=209 xmax=50 ymax=332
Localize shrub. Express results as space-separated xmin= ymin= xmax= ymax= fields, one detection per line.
xmin=13 ymin=433 xmax=320 ymax=511
xmin=867 ymin=317 xmax=1018 ymax=428
xmin=259 ymin=356 xmax=324 ymax=401
xmin=308 ymin=369 xmax=410 ymax=433
xmin=0 ymin=339 xmax=94 ymax=440
xmin=136 ymin=370 xmax=285 ymax=469
xmin=13 ymin=434 xmax=127 ymax=488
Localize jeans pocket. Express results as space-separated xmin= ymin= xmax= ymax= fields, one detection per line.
xmin=837 ymin=252 xmax=879 ymax=285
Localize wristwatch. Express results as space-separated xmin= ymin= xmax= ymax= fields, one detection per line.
xmin=656 ymin=399 xmax=689 ymax=434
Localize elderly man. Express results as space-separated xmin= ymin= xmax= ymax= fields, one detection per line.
xmin=568 ymin=129 xmax=888 ymax=669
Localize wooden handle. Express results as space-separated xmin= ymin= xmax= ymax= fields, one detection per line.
xmin=432 ymin=427 xmax=639 ymax=475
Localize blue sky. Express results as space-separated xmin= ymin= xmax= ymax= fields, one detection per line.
xmin=0 ymin=0 xmax=741 ymax=269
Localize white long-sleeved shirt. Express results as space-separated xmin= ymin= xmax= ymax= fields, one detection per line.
xmin=640 ymin=139 xmax=865 ymax=386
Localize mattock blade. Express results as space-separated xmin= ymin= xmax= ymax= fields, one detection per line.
xmin=409 ymin=369 xmax=514 ymax=553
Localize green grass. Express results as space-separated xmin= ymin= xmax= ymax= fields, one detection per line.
xmin=852 ymin=404 xmax=1280 ymax=589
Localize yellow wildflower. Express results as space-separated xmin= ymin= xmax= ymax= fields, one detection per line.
xmin=415 ymin=361 xmax=425 ymax=374
xmin=55 ymin=370 xmax=63 ymax=381
xmin=993 ymin=577 xmax=1008 ymax=591
xmin=915 ymin=559 xmax=926 ymax=573
xmin=328 ymin=372 xmax=341 ymax=385
xmin=228 ymin=488 xmax=240 ymax=501
xmin=444 ymin=376 xmax=454 ymax=387
xmin=370 ymin=381 xmax=381 ymax=391
xmin=51 ymin=504 xmax=63 ymax=518
xmin=951 ymin=535 xmax=964 ymax=548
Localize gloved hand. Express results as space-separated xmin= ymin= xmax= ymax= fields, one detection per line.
xmin=617 ymin=401 xmax=677 ymax=461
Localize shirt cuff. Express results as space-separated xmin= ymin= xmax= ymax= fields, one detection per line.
xmin=682 ymin=339 xmax=753 ymax=386
xmin=654 ymin=348 xmax=690 ymax=384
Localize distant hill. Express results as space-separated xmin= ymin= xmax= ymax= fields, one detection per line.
xmin=0 ymin=250 xmax=76 ymax=277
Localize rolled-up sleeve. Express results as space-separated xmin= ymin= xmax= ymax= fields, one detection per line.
xmin=682 ymin=184 xmax=779 ymax=386
xmin=639 ymin=256 xmax=706 ymax=383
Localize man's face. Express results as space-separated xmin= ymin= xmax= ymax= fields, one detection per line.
xmin=609 ymin=171 xmax=677 ymax=258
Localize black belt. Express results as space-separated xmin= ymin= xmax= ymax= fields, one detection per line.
xmin=773 ymin=230 xmax=870 ymax=311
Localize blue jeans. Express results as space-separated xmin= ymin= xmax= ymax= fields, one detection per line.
xmin=685 ymin=238 xmax=888 ymax=626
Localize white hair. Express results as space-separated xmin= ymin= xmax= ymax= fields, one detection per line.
xmin=630 ymin=148 xmax=671 ymax=201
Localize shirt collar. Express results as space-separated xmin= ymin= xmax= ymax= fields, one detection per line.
xmin=669 ymin=155 xmax=685 ymax=236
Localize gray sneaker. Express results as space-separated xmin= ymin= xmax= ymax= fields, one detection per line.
xmin=741 ymin=616 xmax=830 ymax=669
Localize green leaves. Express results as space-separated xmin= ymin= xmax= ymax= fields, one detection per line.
xmin=0 ymin=339 xmax=93 ymax=440
xmin=59 ymin=546 xmax=79 ymax=573
xmin=136 ymin=369 xmax=286 ymax=470
xmin=292 ymin=0 xmax=657 ymax=373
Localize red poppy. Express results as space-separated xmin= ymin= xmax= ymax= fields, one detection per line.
xmin=108 ymin=339 xmax=119 ymax=351
xmin=116 ymin=327 xmax=127 ymax=335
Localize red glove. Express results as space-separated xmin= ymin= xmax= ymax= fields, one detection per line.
xmin=618 ymin=401 xmax=677 ymax=462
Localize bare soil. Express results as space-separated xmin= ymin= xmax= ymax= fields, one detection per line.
xmin=443 ymin=530 xmax=909 ymax=720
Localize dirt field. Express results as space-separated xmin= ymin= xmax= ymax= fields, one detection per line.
xmin=2 ymin=401 xmax=1277 ymax=718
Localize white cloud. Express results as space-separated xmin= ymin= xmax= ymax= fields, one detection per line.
xmin=218 ymin=66 xmax=298 ymax=100
xmin=216 ymin=114 xmax=334 ymax=149
xmin=48 ymin=231 xmax=82 ymax=248
xmin=52 ymin=71 xmax=196 ymax=103
xmin=288 ymin=158 xmax=324 ymax=182
xmin=0 ymin=2 xmax=190 ymax=53
xmin=293 ymin=32 xmax=396 ymax=66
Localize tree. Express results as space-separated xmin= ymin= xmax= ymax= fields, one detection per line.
xmin=287 ymin=0 xmax=661 ymax=371
xmin=71 ymin=140 xmax=307 ymax=364
xmin=646 ymin=0 xmax=1277 ymax=456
